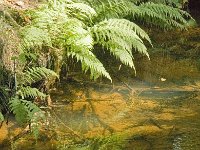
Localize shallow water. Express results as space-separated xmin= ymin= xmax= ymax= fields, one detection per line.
xmin=0 ymin=80 xmax=200 ymax=150
xmin=46 ymin=82 xmax=200 ymax=150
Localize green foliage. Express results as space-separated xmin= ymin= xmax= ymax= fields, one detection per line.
xmin=135 ymin=2 xmax=192 ymax=29
xmin=66 ymin=134 xmax=128 ymax=150
xmin=17 ymin=86 xmax=47 ymax=100
xmin=19 ymin=0 xmax=193 ymax=81
xmin=9 ymin=97 xmax=29 ymax=125
xmin=147 ymin=0 xmax=185 ymax=8
xmin=9 ymin=97 xmax=45 ymax=138
xmin=88 ymin=134 xmax=126 ymax=150
xmin=18 ymin=67 xmax=58 ymax=85
xmin=0 ymin=112 xmax=4 ymax=122
xmin=0 ymin=0 xmax=196 ymax=141
xmin=12 ymin=66 xmax=57 ymax=137
xmin=90 ymin=18 xmax=151 ymax=73
xmin=82 ymin=0 xmax=193 ymax=29
xmin=20 ymin=26 xmax=52 ymax=50
xmin=0 ymin=87 xmax=10 ymax=112
xmin=20 ymin=1 xmax=112 ymax=80
xmin=80 ymin=0 xmax=137 ymax=20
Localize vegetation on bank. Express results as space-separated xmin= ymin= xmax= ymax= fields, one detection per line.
xmin=0 ymin=0 xmax=194 ymax=140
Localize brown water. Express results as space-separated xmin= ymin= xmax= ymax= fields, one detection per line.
xmin=0 ymin=80 xmax=200 ymax=150
xmin=14 ymin=82 xmax=200 ymax=150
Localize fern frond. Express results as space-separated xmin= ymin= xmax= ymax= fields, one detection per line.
xmin=9 ymin=98 xmax=45 ymax=138
xmin=133 ymin=2 xmax=192 ymax=29
xmin=106 ymin=18 xmax=152 ymax=44
xmin=82 ymin=0 xmax=193 ymax=30
xmin=0 ymin=112 xmax=4 ymax=122
xmin=20 ymin=26 xmax=52 ymax=50
xmin=17 ymin=86 xmax=47 ymax=100
xmin=20 ymin=100 xmax=43 ymax=117
xmin=20 ymin=99 xmax=45 ymax=138
xmin=91 ymin=19 xmax=150 ymax=72
xmin=68 ymin=50 xmax=112 ymax=81
xmin=9 ymin=98 xmax=28 ymax=125
xmin=65 ymin=3 xmax=97 ymax=21
xmin=82 ymin=0 xmax=135 ymax=20
xmin=19 ymin=67 xmax=58 ymax=85
xmin=62 ymin=19 xmax=111 ymax=80
xmin=22 ymin=2 xmax=111 ymax=81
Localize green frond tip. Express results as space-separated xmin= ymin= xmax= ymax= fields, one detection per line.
xmin=68 ymin=50 xmax=112 ymax=81
xmin=90 ymin=18 xmax=150 ymax=73
xmin=17 ymin=86 xmax=47 ymax=100
xmin=66 ymin=3 xmax=97 ymax=20
xmin=20 ymin=67 xmax=58 ymax=85
xmin=0 ymin=112 xmax=4 ymax=122
xmin=63 ymin=19 xmax=112 ymax=81
xmin=9 ymin=98 xmax=29 ymax=125
xmin=21 ymin=26 xmax=52 ymax=50
xmin=9 ymin=98 xmax=45 ymax=129
xmin=106 ymin=18 xmax=152 ymax=45
xmin=135 ymin=2 xmax=193 ymax=30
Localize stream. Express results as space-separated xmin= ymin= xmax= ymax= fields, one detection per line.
xmin=16 ymin=80 xmax=199 ymax=150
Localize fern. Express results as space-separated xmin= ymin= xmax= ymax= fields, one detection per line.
xmin=65 ymin=2 xmax=97 ymax=22
xmin=19 ymin=67 xmax=58 ymax=85
xmin=19 ymin=0 xmax=193 ymax=81
xmin=90 ymin=18 xmax=150 ymax=73
xmin=134 ymin=2 xmax=193 ymax=29
xmin=17 ymin=86 xmax=47 ymax=100
xmin=0 ymin=112 xmax=4 ymax=122
xmin=9 ymin=97 xmax=45 ymax=138
xmin=22 ymin=3 xmax=112 ymax=81
xmin=9 ymin=67 xmax=55 ymax=137
xmin=88 ymin=134 xmax=128 ymax=150
xmin=20 ymin=26 xmax=52 ymax=50
xmin=81 ymin=0 xmax=135 ymax=20
xmin=82 ymin=0 xmax=193 ymax=30
xmin=60 ymin=19 xmax=111 ymax=80
xmin=9 ymin=98 xmax=29 ymax=125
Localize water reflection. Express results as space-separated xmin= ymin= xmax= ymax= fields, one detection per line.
xmin=173 ymin=136 xmax=183 ymax=150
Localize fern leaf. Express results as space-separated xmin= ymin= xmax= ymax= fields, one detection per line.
xmin=9 ymin=98 xmax=28 ymax=125
xmin=83 ymin=0 xmax=193 ymax=30
xmin=0 ymin=112 xmax=4 ymax=122
xmin=17 ymin=86 xmax=47 ymax=100
xmin=20 ymin=99 xmax=45 ymax=138
xmin=21 ymin=26 xmax=52 ymax=50
xmin=62 ymin=19 xmax=111 ymax=80
xmin=91 ymin=18 xmax=150 ymax=72
xmin=9 ymin=97 xmax=45 ymax=138
xmin=19 ymin=67 xmax=58 ymax=85
xmin=106 ymin=18 xmax=152 ymax=45
xmin=82 ymin=0 xmax=135 ymax=20
xmin=65 ymin=3 xmax=97 ymax=21
xmin=133 ymin=2 xmax=193 ymax=29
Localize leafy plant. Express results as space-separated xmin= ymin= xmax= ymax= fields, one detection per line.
xmin=19 ymin=0 xmax=193 ymax=82
xmin=8 ymin=66 xmax=58 ymax=138
xmin=0 ymin=112 xmax=4 ymax=122
xmin=9 ymin=97 xmax=45 ymax=138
